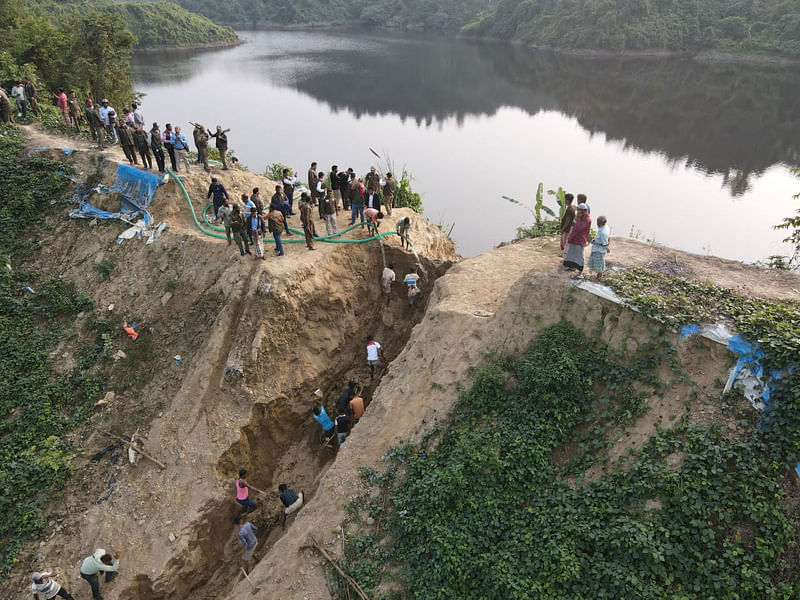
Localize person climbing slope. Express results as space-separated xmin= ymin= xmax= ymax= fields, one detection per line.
xmin=279 ymin=483 xmax=304 ymax=529
xmin=235 ymin=469 xmax=259 ymax=516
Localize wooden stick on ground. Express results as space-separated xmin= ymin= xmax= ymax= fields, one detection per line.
xmin=92 ymin=427 xmax=166 ymax=469
xmin=305 ymin=536 xmax=370 ymax=600
xmin=240 ymin=567 xmax=260 ymax=595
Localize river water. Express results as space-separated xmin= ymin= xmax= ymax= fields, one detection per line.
xmin=132 ymin=30 xmax=800 ymax=260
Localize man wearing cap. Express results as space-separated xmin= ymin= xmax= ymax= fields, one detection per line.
xmin=562 ymin=202 xmax=592 ymax=276
xmin=79 ymin=548 xmax=121 ymax=600
xmin=98 ymin=99 xmax=117 ymax=144
xmin=31 ymin=570 xmax=76 ymax=600
xmin=208 ymin=125 xmax=230 ymax=170
xmin=193 ymin=123 xmax=210 ymax=172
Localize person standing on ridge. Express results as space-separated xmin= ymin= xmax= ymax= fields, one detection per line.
xmin=315 ymin=171 xmax=327 ymax=219
xmin=230 ymin=204 xmax=251 ymax=256
xmin=217 ymin=197 xmax=234 ymax=244
xmin=132 ymin=125 xmax=152 ymax=169
xmin=282 ymin=168 xmax=298 ymax=215
xmin=98 ymin=99 xmax=116 ymax=144
xmin=24 ymin=77 xmax=41 ymax=115
xmin=0 ymin=88 xmax=12 ymax=124
xmin=208 ymin=125 xmax=230 ymax=170
xmin=116 ymin=121 xmax=137 ymax=165
xmin=235 ymin=469 xmax=259 ymax=516
xmin=350 ymin=178 xmax=366 ymax=227
xmin=250 ymin=208 xmax=267 ymax=260
xmin=193 ymin=123 xmax=210 ymax=172
xmin=562 ymin=202 xmax=592 ymax=276
xmin=587 ymin=215 xmax=611 ymax=280
xmin=298 ymin=192 xmax=317 ymax=251
xmin=207 ymin=177 xmax=230 ymax=220
xmin=307 ymin=162 xmax=318 ymax=205
xmin=68 ymin=91 xmax=82 ymax=132
xmin=322 ymin=189 xmax=338 ymax=235
xmin=268 ymin=205 xmax=285 ymax=257
xmin=11 ymin=81 xmax=27 ymax=118
xmin=79 ymin=549 xmax=121 ymax=600
xmin=366 ymin=335 xmax=384 ymax=379
xmin=149 ymin=123 xmax=166 ymax=173
xmin=278 ymin=483 xmax=304 ymax=529
xmin=365 ymin=166 xmax=380 ymax=193
xmin=131 ymin=102 xmax=144 ymax=129
xmin=54 ymin=88 xmax=69 ymax=123
xmin=365 ymin=185 xmax=381 ymax=212
xmin=383 ymin=172 xmax=396 ymax=216
xmin=338 ymin=168 xmax=351 ymax=210
xmin=559 ymin=193 xmax=575 ymax=256
xmin=85 ymin=99 xmax=106 ymax=149
xmin=163 ymin=123 xmax=177 ymax=171
xmin=171 ymin=126 xmax=192 ymax=172
xmin=234 ymin=516 xmax=258 ymax=562
xmin=31 ymin=569 xmax=76 ymax=600
xmin=330 ymin=165 xmax=342 ymax=209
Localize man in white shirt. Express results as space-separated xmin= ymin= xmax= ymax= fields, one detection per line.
xmin=31 ymin=570 xmax=76 ymax=600
xmin=381 ymin=262 xmax=396 ymax=306
xmin=11 ymin=81 xmax=27 ymax=118
xmin=404 ymin=267 xmax=421 ymax=306
xmin=97 ymin=99 xmax=117 ymax=143
xmin=366 ymin=335 xmax=384 ymax=379
xmin=282 ymin=168 xmax=298 ymax=215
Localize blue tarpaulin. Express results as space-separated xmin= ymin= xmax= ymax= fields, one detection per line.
xmin=69 ymin=164 xmax=164 ymax=226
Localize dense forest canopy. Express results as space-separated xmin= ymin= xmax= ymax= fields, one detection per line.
xmin=0 ymin=0 xmax=238 ymax=104
xmin=170 ymin=0 xmax=800 ymax=58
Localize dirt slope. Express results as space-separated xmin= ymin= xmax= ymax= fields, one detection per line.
xmin=4 ymin=128 xmax=456 ymax=599
xmin=226 ymin=236 xmax=800 ymax=599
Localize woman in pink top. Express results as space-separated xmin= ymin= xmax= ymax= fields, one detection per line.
xmin=55 ymin=88 xmax=69 ymax=124
xmin=563 ymin=203 xmax=592 ymax=275
xmin=235 ymin=469 xmax=258 ymax=516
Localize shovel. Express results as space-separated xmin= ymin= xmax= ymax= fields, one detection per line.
xmin=241 ymin=567 xmax=260 ymax=595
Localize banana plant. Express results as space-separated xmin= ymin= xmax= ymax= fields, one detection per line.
xmin=502 ymin=182 xmax=557 ymax=225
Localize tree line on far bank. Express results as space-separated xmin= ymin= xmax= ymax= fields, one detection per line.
xmin=0 ymin=0 xmax=238 ymax=106
xmin=173 ymin=0 xmax=800 ymax=59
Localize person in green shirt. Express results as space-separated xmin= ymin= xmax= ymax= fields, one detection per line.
xmin=79 ymin=548 xmax=121 ymax=600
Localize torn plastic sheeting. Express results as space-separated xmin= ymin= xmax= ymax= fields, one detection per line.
xmin=680 ymin=324 xmax=700 ymax=338
xmin=117 ymin=219 xmax=169 ymax=245
xmin=570 ymin=280 xmax=626 ymax=305
xmin=27 ymin=145 xmax=75 ymax=157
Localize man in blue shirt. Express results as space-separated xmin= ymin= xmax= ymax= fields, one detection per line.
xmin=171 ymin=126 xmax=192 ymax=172
xmin=312 ymin=405 xmax=335 ymax=442
xmin=207 ymin=177 xmax=230 ymax=219
xmin=234 ymin=516 xmax=258 ymax=561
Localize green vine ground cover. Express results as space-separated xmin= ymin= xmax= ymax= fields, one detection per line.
xmin=334 ymin=320 xmax=800 ymax=599
xmin=0 ymin=125 xmax=106 ymax=572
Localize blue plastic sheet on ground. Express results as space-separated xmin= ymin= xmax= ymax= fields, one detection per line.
xmin=680 ymin=324 xmax=701 ymax=338
xmin=69 ymin=164 xmax=163 ymax=226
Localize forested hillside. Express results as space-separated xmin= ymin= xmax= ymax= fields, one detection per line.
xmin=171 ymin=0 xmax=800 ymax=58
xmin=466 ymin=0 xmax=800 ymax=58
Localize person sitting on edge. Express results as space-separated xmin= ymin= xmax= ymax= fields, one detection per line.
xmin=79 ymin=549 xmax=120 ymax=600
xmin=234 ymin=515 xmax=258 ymax=562
xmin=31 ymin=569 xmax=76 ymax=600
xmin=404 ymin=267 xmax=421 ymax=306
xmin=235 ymin=469 xmax=259 ymax=516
xmin=313 ymin=405 xmax=335 ymax=443
xmin=279 ymin=483 xmax=304 ymax=529
xmin=396 ymin=216 xmax=411 ymax=250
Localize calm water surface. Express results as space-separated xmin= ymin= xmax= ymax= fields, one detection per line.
xmin=132 ymin=31 xmax=800 ymax=260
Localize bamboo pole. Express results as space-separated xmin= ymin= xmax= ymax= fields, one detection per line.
xmin=92 ymin=427 xmax=166 ymax=469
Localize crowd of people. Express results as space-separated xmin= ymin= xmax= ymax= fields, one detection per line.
xmin=558 ymin=193 xmax=611 ymax=280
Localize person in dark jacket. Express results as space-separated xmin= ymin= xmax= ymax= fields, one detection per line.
xmin=150 ymin=123 xmax=166 ymax=173
xmin=207 ymin=177 xmax=230 ymax=219
xmin=230 ymin=204 xmax=251 ymax=256
xmin=364 ymin=186 xmax=381 ymax=212
xmin=163 ymin=123 xmax=177 ymax=171
xmin=338 ymin=168 xmax=351 ymax=210
xmin=298 ymin=192 xmax=317 ymax=251
xmin=23 ymin=77 xmax=41 ymax=115
xmin=208 ymin=125 xmax=230 ymax=170
xmin=278 ymin=484 xmax=304 ymax=529
xmin=85 ymin=99 xmax=106 ymax=149
xmin=132 ymin=125 xmax=152 ymax=169
xmin=115 ymin=122 xmax=137 ymax=165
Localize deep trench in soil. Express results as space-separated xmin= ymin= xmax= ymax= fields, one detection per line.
xmin=123 ymin=245 xmax=452 ymax=600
